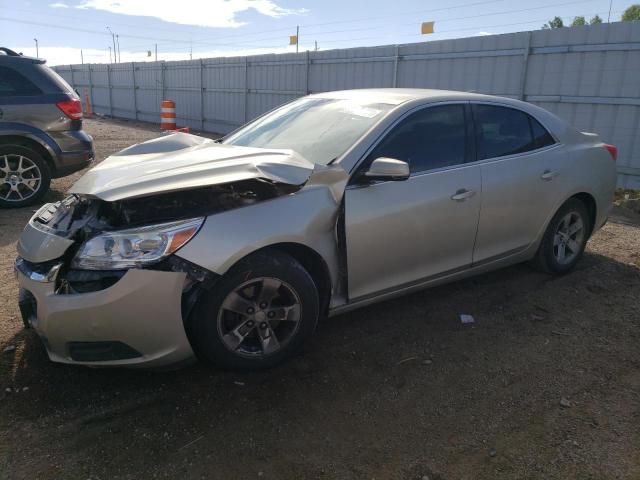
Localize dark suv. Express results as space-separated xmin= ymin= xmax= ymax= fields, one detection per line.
xmin=0 ymin=47 xmax=94 ymax=208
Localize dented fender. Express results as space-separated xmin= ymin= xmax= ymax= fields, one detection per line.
xmin=175 ymin=165 xmax=350 ymax=305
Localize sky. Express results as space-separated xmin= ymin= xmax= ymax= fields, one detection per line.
xmin=0 ymin=0 xmax=633 ymax=65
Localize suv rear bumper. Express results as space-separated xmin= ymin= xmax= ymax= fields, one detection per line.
xmin=55 ymin=150 xmax=94 ymax=177
xmin=49 ymin=130 xmax=94 ymax=178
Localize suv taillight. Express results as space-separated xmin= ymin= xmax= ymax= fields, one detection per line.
xmin=56 ymin=98 xmax=83 ymax=120
xmin=604 ymin=144 xmax=618 ymax=162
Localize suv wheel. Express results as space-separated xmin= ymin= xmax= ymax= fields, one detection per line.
xmin=532 ymin=198 xmax=590 ymax=274
xmin=191 ymin=249 xmax=320 ymax=370
xmin=0 ymin=145 xmax=51 ymax=208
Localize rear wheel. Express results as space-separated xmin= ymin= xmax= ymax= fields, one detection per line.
xmin=532 ymin=198 xmax=590 ymax=274
xmin=0 ymin=145 xmax=51 ymax=208
xmin=191 ymin=250 xmax=319 ymax=370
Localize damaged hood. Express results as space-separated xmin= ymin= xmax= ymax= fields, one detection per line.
xmin=70 ymin=132 xmax=315 ymax=201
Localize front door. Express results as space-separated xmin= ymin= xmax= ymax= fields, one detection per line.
xmin=344 ymin=103 xmax=481 ymax=301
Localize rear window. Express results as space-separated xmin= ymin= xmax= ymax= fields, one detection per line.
xmin=0 ymin=66 xmax=42 ymax=96
xmin=36 ymin=64 xmax=76 ymax=96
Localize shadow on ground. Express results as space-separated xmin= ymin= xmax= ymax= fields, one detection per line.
xmin=2 ymin=250 xmax=639 ymax=480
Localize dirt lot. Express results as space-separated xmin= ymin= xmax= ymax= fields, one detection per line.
xmin=1 ymin=117 xmax=640 ymax=480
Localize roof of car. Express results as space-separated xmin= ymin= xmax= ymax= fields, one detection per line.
xmin=0 ymin=48 xmax=45 ymax=64
xmin=311 ymin=87 xmax=576 ymax=142
xmin=311 ymin=88 xmax=514 ymax=105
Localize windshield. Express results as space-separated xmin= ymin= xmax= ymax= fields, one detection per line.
xmin=222 ymin=97 xmax=393 ymax=165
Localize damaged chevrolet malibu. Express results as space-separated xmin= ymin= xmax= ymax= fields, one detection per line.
xmin=15 ymin=89 xmax=618 ymax=370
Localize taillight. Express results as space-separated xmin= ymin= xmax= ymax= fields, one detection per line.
xmin=604 ymin=144 xmax=618 ymax=161
xmin=56 ymin=98 xmax=83 ymax=120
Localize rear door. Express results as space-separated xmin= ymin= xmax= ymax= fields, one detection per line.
xmin=344 ymin=103 xmax=482 ymax=300
xmin=471 ymin=103 xmax=565 ymax=264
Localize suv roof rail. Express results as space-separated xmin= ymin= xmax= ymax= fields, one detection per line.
xmin=0 ymin=47 xmax=22 ymax=56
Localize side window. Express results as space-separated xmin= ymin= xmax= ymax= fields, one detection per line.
xmin=473 ymin=105 xmax=537 ymax=160
xmin=530 ymin=116 xmax=555 ymax=148
xmin=369 ymin=104 xmax=466 ymax=174
xmin=0 ymin=66 xmax=42 ymax=96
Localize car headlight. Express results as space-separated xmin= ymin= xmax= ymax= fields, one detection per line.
xmin=71 ymin=218 xmax=204 ymax=270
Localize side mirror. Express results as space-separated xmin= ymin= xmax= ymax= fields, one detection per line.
xmin=363 ymin=157 xmax=410 ymax=181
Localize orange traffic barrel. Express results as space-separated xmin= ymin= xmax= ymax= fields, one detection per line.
xmin=160 ymin=100 xmax=176 ymax=130
xmin=83 ymin=88 xmax=92 ymax=118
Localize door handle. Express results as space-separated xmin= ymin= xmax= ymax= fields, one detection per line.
xmin=450 ymin=188 xmax=476 ymax=201
xmin=541 ymin=169 xmax=559 ymax=180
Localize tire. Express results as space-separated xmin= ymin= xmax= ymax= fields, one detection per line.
xmin=191 ymin=249 xmax=320 ymax=370
xmin=532 ymin=198 xmax=591 ymax=274
xmin=0 ymin=145 xmax=51 ymax=208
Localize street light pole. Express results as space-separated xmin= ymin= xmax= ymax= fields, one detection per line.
xmin=106 ymin=26 xmax=116 ymax=63
xmin=33 ymin=38 xmax=38 ymax=58
xmin=109 ymin=46 xmax=112 ymax=64
xmin=116 ymin=34 xmax=121 ymax=63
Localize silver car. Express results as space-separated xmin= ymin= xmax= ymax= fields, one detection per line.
xmin=15 ymin=89 xmax=618 ymax=369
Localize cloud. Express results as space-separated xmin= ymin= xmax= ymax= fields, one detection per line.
xmin=50 ymin=2 xmax=70 ymax=7
xmin=14 ymin=45 xmax=301 ymax=66
xmin=74 ymin=0 xmax=307 ymax=28
xmin=477 ymin=31 xmax=492 ymax=36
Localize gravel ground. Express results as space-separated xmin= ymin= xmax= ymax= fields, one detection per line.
xmin=1 ymin=117 xmax=639 ymax=480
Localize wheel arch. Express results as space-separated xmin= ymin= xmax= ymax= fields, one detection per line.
xmin=570 ymin=192 xmax=597 ymax=237
xmin=232 ymin=242 xmax=333 ymax=317
xmin=0 ymin=134 xmax=57 ymax=175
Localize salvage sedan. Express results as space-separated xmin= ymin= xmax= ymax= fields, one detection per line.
xmin=15 ymin=89 xmax=617 ymax=369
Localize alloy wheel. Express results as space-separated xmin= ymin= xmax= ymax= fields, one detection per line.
xmin=217 ymin=277 xmax=302 ymax=357
xmin=553 ymin=211 xmax=585 ymax=265
xmin=0 ymin=154 xmax=43 ymax=203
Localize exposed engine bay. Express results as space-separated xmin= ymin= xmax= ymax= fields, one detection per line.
xmin=26 ymin=178 xmax=301 ymax=296
xmin=34 ymin=178 xmax=299 ymax=240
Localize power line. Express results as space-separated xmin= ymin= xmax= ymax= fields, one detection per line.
xmin=2 ymin=2 xmax=618 ymax=59
xmin=8 ymin=0 xmax=514 ymax=52
xmin=127 ymin=0 xmax=603 ymax=53
xmin=155 ymin=7 xmax=619 ymax=55
xmin=316 ymin=10 xmax=618 ymax=46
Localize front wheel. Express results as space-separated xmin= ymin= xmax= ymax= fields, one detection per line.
xmin=532 ymin=198 xmax=591 ymax=274
xmin=191 ymin=250 xmax=319 ymax=370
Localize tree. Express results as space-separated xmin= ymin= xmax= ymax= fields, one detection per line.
xmin=571 ymin=16 xmax=586 ymax=26
xmin=622 ymin=4 xmax=640 ymax=21
xmin=542 ymin=16 xmax=564 ymax=29
xmin=590 ymin=14 xmax=603 ymax=24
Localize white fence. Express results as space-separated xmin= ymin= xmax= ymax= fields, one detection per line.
xmin=54 ymin=22 xmax=640 ymax=188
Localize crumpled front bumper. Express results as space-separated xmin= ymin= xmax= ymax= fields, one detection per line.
xmin=15 ymin=258 xmax=195 ymax=369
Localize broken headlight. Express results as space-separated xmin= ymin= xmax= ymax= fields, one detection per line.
xmin=71 ymin=218 xmax=204 ymax=270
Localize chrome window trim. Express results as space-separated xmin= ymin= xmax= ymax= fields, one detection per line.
xmin=346 ymin=99 xmax=562 ymax=186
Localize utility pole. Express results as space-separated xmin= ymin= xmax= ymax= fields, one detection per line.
xmin=607 ymin=0 xmax=613 ymax=22
xmin=109 ymin=46 xmax=112 ymax=64
xmin=190 ymin=42 xmax=193 ymax=60
xmin=33 ymin=38 xmax=38 ymax=58
xmin=315 ymin=40 xmax=318 ymax=51
xmin=81 ymin=49 xmax=84 ymax=64
xmin=296 ymin=25 xmax=299 ymax=53
xmin=116 ymin=34 xmax=121 ymax=62
xmin=106 ymin=26 xmax=116 ymax=63
xmin=155 ymin=43 xmax=158 ymax=62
